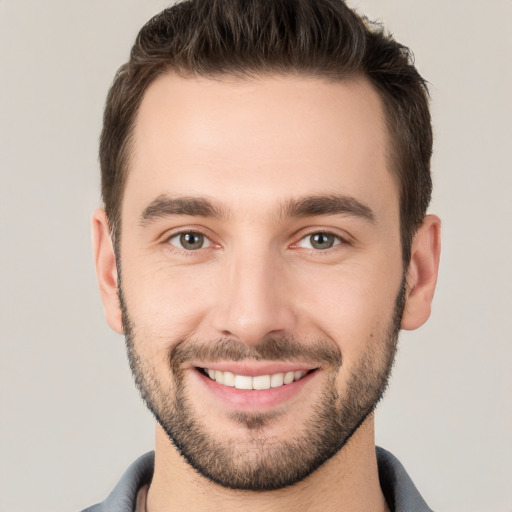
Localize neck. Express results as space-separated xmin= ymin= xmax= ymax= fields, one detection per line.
xmin=146 ymin=415 xmax=389 ymax=512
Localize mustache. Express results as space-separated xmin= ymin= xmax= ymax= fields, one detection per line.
xmin=169 ymin=335 xmax=342 ymax=370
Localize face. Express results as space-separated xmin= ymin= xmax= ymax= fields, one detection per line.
xmin=116 ymin=74 xmax=406 ymax=490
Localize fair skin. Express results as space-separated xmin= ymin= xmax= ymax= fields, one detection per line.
xmin=93 ymin=73 xmax=440 ymax=512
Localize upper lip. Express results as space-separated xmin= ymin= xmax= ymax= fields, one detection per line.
xmin=191 ymin=361 xmax=318 ymax=377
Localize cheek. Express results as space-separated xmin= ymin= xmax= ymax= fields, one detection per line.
xmin=291 ymin=262 xmax=402 ymax=359
xmin=121 ymin=258 xmax=215 ymax=347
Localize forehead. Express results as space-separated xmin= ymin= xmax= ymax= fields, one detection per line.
xmin=125 ymin=72 xmax=396 ymax=218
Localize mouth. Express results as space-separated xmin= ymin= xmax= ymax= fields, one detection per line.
xmin=198 ymin=367 xmax=314 ymax=390
xmin=191 ymin=363 xmax=319 ymax=411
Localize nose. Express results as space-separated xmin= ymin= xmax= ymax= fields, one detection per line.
xmin=211 ymin=248 xmax=297 ymax=346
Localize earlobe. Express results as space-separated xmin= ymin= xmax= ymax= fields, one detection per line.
xmin=401 ymin=215 xmax=442 ymax=331
xmin=91 ymin=208 xmax=124 ymax=334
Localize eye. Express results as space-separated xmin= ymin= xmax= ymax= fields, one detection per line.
xmin=296 ymin=232 xmax=342 ymax=250
xmin=168 ymin=231 xmax=211 ymax=251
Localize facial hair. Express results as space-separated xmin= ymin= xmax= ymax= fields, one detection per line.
xmin=120 ymin=278 xmax=406 ymax=491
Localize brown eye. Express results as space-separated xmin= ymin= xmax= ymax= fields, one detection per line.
xmin=297 ymin=232 xmax=341 ymax=250
xmin=168 ymin=232 xmax=210 ymax=250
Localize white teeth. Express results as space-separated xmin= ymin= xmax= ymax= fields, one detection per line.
xmin=234 ymin=375 xmax=253 ymax=390
xmin=270 ymin=373 xmax=284 ymax=387
xmin=223 ymin=371 xmax=235 ymax=387
xmin=252 ymin=375 xmax=271 ymax=390
xmin=283 ymin=371 xmax=295 ymax=384
xmin=204 ymin=368 xmax=309 ymax=389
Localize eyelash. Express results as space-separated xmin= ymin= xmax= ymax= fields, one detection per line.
xmin=164 ymin=228 xmax=348 ymax=255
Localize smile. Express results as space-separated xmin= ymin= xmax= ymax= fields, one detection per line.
xmin=201 ymin=368 xmax=311 ymax=390
xmin=192 ymin=364 xmax=319 ymax=410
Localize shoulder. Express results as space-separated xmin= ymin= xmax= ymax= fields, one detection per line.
xmin=376 ymin=446 xmax=435 ymax=512
xmin=81 ymin=452 xmax=155 ymax=512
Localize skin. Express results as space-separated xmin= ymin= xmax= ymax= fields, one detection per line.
xmin=93 ymin=73 xmax=441 ymax=511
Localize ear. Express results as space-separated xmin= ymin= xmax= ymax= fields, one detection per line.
xmin=401 ymin=214 xmax=441 ymax=331
xmin=91 ymin=208 xmax=124 ymax=334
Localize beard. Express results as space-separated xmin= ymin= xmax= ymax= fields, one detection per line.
xmin=120 ymin=278 xmax=406 ymax=492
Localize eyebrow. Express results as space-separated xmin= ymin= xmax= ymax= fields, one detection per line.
xmin=139 ymin=195 xmax=229 ymax=226
xmin=139 ymin=193 xmax=375 ymax=226
xmin=280 ymin=195 xmax=375 ymax=223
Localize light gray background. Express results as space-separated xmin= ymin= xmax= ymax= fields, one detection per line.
xmin=1 ymin=1 xmax=511 ymax=511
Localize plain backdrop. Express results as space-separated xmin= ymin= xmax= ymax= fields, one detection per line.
xmin=1 ymin=1 xmax=511 ymax=511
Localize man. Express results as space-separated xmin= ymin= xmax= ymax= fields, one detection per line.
xmin=87 ymin=0 xmax=441 ymax=510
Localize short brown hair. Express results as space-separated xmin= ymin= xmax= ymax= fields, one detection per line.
xmin=100 ymin=0 xmax=432 ymax=265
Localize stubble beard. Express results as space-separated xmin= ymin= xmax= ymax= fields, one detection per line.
xmin=120 ymin=280 xmax=405 ymax=491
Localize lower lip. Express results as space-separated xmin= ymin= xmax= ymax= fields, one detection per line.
xmin=192 ymin=368 xmax=318 ymax=411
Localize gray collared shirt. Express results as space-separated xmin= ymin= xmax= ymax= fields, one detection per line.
xmin=81 ymin=447 xmax=434 ymax=511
